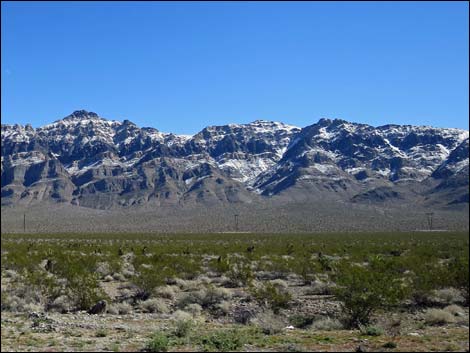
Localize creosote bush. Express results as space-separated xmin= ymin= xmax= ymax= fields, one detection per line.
xmin=144 ymin=332 xmax=170 ymax=352
xmin=446 ymin=256 xmax=469 ymax=306
xmin=177 ymin=285 xmax=231 ymax=311
xmin=289 ymin=314 xmax=314 ymax=329
xmin=200 ymin=329 xmax=245 ymax=352
xmin=407 ymin=260 xmax=447 ymax=306
xmin=424 ymin=309 xmax=456 ymax=325
xmin=251 ymin=281 xmax=292 ymax=313
xmin=310 ymin=317 xmax=343 ymax=331
xmin=359 ymin=325 xmax=384 ymax=336
xmin=227 ymin=260 xmax=254 ymax=287
xmin=253 ymin=310 xmax=285 ymax=335
xmin=333 ymin=257 xmax=409 ymax=328
xmin=140 ymin=298 xmax=169 ymax=314
xmin=172 ymin=310 xmax=194 ymax=338
xmin=107 ymin=302 xmax=132 ymax=315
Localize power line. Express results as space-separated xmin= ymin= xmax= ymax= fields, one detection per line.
xmin=425 ymin=212 xmax=434 ymax=231
xmin=234 ymin=214 xmax=239 ymax=232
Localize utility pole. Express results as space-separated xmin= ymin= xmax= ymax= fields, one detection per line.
xmin=23 ymin=213 xmax=26 ymax=233
xmin=425 ymin=212 xmax=434 ymax=231
xmin=234 ymin=214 xmax=239 ymax=232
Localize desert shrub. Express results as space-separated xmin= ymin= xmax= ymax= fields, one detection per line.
xmin=443 ymin=304 xmax=464 ymax=316
xmin=140 ymin=298 xmax=169 ymax=314
xmin=433 ymin=288 xmax=464 ymax=305
xmin=289 ymin=314 xmax=314 ymax=329
xmin=177 ymin=286 xmax=231 ymax=310
xmin=305 ymin=280 xmax=335 ymax=295
xmin=95 ymin=328 xmax=108 ymax=337
xmin=233 ymin=307 xmax=256 ymax=325
xmin=183 ymin=303 xmax=202 ymax=316
xmin=209 ymin=257 xmax=231 ymax=275
xmin=251 ymin=282 xmax=292 ymax=313
xmin=174 ymin=278 xmax=199 ymax=291
xmin=172 ymin=310 xmax=194 ymax=338
xmin=270 ymin=279 xmax=289 ymax=290
xmin=359 ymin=325 xmax=384 ymax=336
xmin=290 ymin=253 xmax=319 ymax=284
xmin=107 ymin=302 xmax=132 ymax=315
xmin=0 ymin=290 xmax=8 ymax=311
xmin=95 ymin=262 xmax=111 ymax=277
xmin=227 ymin=260 xmax=254 ymax=287
xmin=281 ymin=343 xmax=306 ymax=352
xmin=3 ymin=249 xmax=38 ymax=273
xmin=3 ymin=269 xmax=19 ymax=279
xmin=333 ymin=258 xmax=409 ymax=328
xmin=383 ymin=342 xmax=397 ymax=349
xmin=112 ymin=272 xmax=126 ymax=281
xmin=215 ymin=301 xmax=231 ymax=317
xmin=200 ymin=286 xmax=231 ymax=308
xmin=197 ymin=275 xmax=211 ymax=285
xmin=446 ymin=256 xmax=469 ymax=305
xmin=318 ymin=254 xmax=336 ymax=272
xmin=211 ymin=275 xmax=232 ymax=287
xmin=154 ymin=286 xmax=177 ymax=300
xmin=259 ymin=257 xmax=291 ymax=280
xmin=24 ymin=270 xmax=61 ymax=305
xmin=34 ymin=252 xmax=108 ymax=311
xmin=424 ymin=308 xmax=456 ymax=325
xmin=200 ymin=329 xmax=244 ymax=352
xmin=172 ymin=256 xmax=202 ymax=280
xmin=252 ymin=310 xmax=285 ymax=335
xmin=47 ymin=295 xmax=72 ymax=313
xmin=177 ymin=292 xmax=199 ymax=308
xmin=132 ymin=267 xmax=166 ymax=301
xmin=407 ymin=260 xmax=448 ymax=306
xmin=69 ymin=273 xmax=108 ymax=311
xmin=1 ymin=294 xmax=26 ymax=312
xmin=310 ymin=317 xmax=343 ymax=331
xmin=1 ymin=291 xmax=43 ymax=313
xmin=145 ymin=332 xmax=170 ymax=352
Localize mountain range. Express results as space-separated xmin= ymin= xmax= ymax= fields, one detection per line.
xmin=1 ymin=110 xmax=469 ymax=214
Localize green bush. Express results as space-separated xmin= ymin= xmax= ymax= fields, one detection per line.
xmin=318 ymin=254 xmax=336 ymax=272
xmin=290 ymin=253 xmax=319 ymax=285
xmin=172 ymin=311 xmax=194 ymax=338
xmin=251 ymin=282 xmax=292 ymax=313
xmin=200 ymin=329 xmax=244 ymax=352
xmin=132 ymin=267 xmax=167 ymax=300
xmin=446 ymin=256 xmax=469 ymax=305
xmin=360 ymin=325 xmax=384 ymax=336
xmin=95 ymin=328 xmax=108 ymax=337
xmin=68 ymin=273 xmax=108 ymax=311
xmin=145 ymin=332 xmax=170 ymax=352
xmin=383 ymin=341 xmax=397 ymax=349
xmin=227 ymin=260 xmax=254 ymax=287
xmin=289 ymin=314 xmax=314 ymax=329
xmin=406 ymin=259 xmax=447 ymax=306
xmin=209 ymin=257 xmax=231 ymax=275
xmin=24 ymin=270 xmax=61 ymax=304
xmin=333 ymin=258 xmax=409 ymax=328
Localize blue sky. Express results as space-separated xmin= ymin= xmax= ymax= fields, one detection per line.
xmin=1 ymin=1 xmax=468 ymax=134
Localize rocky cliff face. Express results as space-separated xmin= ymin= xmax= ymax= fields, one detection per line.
xmin=1 ymin=110 xmax=468 ymax=209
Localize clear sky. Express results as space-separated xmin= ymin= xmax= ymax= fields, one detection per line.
xmin=1 ymin=1 xmax=469 ymax=134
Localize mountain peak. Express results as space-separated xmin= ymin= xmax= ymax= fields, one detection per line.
xmin=65 ymin=110 xmax=99 ymax=120
xmin=44 ymin=110 xmax=119 ymax=130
